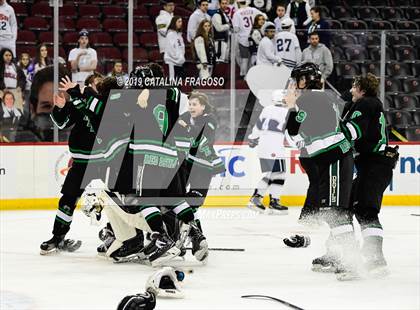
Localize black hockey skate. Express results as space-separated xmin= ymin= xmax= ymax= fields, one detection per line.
xmin=147 ymin=232 xmax=181 ymax=267
xmin=40 ymin=235 xmax=82 ymax=255
xmin=190 ymin=223 xmax=209 ymax=262
xmin=247 ymin=193 xmax=266 ymax=213
xmin=110 ymin=231 xmax=145 ymax=263
xmin=312 ymin=254 xmax=340 ymax=273
xmin=266 ymin=196 xmax=288 ymax=215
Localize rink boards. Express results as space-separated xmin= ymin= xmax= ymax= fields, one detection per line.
xmin=0 ymin=143 xmax=419 ymax=209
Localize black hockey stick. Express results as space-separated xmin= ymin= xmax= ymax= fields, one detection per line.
xmin=186 ymin=247 xmax=245 ymax=252
xmin=411 ymin=214 xmax=420 ymax=216
xmin=241 ymin=295 xmax=304 ymax=310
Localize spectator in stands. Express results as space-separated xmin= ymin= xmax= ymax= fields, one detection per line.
xmin=301 ymin=32 xmax=333 ymax=79
xmin=0 ymin=48 xmax=25 ymax=112
xmin=29 ymin=65 xmax=69 ymax=141
xmin=256 ymin=22 xmax=282 ymax=66
xmin=0 ymin=91 xmax=22 ymax=142
xmin=164 ymin=16 xmax=186 ymax=80
xmin=248 ymin=14 xmax=265 ymax=67
xmin=33 ymin=44 xmax=53 ymax=74
xmin=212 ymin=0 xmax=231 ymax=64
xmin=1 ymin=91 xmax=22 ymax=121
xmin=232 ymin=0 xmax=267 ymax=77
xmin=201 ymin=0 xmax=219 ymax=16
xmin=187 ymin=0 xmax=211 ymax=43
xmin=307 ymin=6 xmax=330 ymax=47
xmin=286 ymin=0 xmax=311 ymax=30
xmin=68 ymin=29 xmax=98 ymax=86
xmin=193 ymin=19 xmax=216 ymax=79
xmin=107 ymin=61 xmax=127 ymax=80
xmin=274 ymin=3 xmax=296 ymax=34
xmin=249 ymin=0 xmax=272 ymax=15
xmin=0 ymin=0 xmax=17 ymax=57
xmin=156 ymin=1 xmax=175 ymax=55
xmin=18 ymin=52 xmax=33 ymax=124
xmin=274 ymin=18 xmax=301 ymax=69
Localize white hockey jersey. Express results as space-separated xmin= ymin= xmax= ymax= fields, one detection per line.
xmin=232 ymin=7 xmax=266 ymax=47
xmin=248 ymin=104 xmax=289 ymax=159
xmin=0 ymin=2 xmax=17 ymax=41
xmin=256 ymin=36 xmax=282 ymax=66
xmin=274 ymin=31 xmax=301 ymax=69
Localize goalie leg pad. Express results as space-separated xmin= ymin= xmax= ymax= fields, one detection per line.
xmin=104 ymin=204 xmax=137 ymax=244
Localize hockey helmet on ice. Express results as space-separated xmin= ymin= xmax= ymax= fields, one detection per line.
xmin=117 ymin=291 xmax=156 ymax=310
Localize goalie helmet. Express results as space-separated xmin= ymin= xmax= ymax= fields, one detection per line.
xmin=145 ymin=267 xmax=185 ymax=299
xmin=117 ymin=291 xmax=156 ymax=310
xmin=291 ymin=62 xmax=322 ymax=90
xmin=271 ymin=89 xmax=287 ymax=106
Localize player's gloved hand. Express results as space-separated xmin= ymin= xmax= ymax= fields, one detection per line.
xmin=248 ymin=138 xmax=259 ymax=148
xmin=283 ymin=234 xmax=311 ymax=248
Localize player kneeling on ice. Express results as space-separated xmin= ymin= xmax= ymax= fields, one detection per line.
xmin=247 ymin=89 xmax=289 ymax=215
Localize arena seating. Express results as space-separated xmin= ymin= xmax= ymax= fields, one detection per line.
xmin=9 ymin=0 xmax=420 ymax=140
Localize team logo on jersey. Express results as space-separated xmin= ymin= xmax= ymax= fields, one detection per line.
xmin=351 ymin=111 xmax=362 ymax=119
xmin=295 ymin=111 xmax=307 ymax=123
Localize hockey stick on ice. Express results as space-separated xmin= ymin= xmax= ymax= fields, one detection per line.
xmin=241 ymin=294 xmax=304 ymax=310
xmin=186 ymin=247 xmax=245 ymax=252
xmin=411 ymin=214 xmax=420 ymax=216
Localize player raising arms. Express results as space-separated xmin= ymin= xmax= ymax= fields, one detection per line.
xmin=40 ymin=68 xmax=104 ymax=255
xmin=175 ymin=91 xmax=225 ymax=258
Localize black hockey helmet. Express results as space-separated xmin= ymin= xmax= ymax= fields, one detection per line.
xmin=291 ymin=62 xmax=323 ymax=89
xmin=117 ymin=291 xmax=156 ymax=310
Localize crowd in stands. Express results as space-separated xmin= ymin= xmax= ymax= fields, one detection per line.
xmin=0 ymin=0 xmax=419 ymax=142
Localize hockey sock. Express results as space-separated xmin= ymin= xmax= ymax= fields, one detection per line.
xmin=52 ymin=195 xmax=79 ymax=236
xmin=140 ymin=206 xmax=165 ymax=234
xmin=172 ymin=201 xmax=195 ymax=224
xmin=267 ymin=173 xmax=285 ymax=200
xmin=193 ymin=208 xmax=203 ymax=232
xmin=255 ymin=176 xmax=270 ymax=197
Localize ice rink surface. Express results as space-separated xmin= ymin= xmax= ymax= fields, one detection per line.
xmin=1 ymin=207 xmax=419 ymax=310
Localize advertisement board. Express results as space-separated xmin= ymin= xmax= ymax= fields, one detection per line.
xmin=0 ymin=143 xmax=419 ymax=209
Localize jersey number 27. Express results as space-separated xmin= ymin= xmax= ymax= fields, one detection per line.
xmin=276 ymin=38 xmax=291 ymax=52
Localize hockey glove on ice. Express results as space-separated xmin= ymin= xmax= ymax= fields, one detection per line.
xmin=283 ymin=234 xmax=311 ymax=248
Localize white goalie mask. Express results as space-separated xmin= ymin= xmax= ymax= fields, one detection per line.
xmin=271 ymin=89 xmax=287 ymax=107
xmin=145 ymin=267 xmax=184 ymax=299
